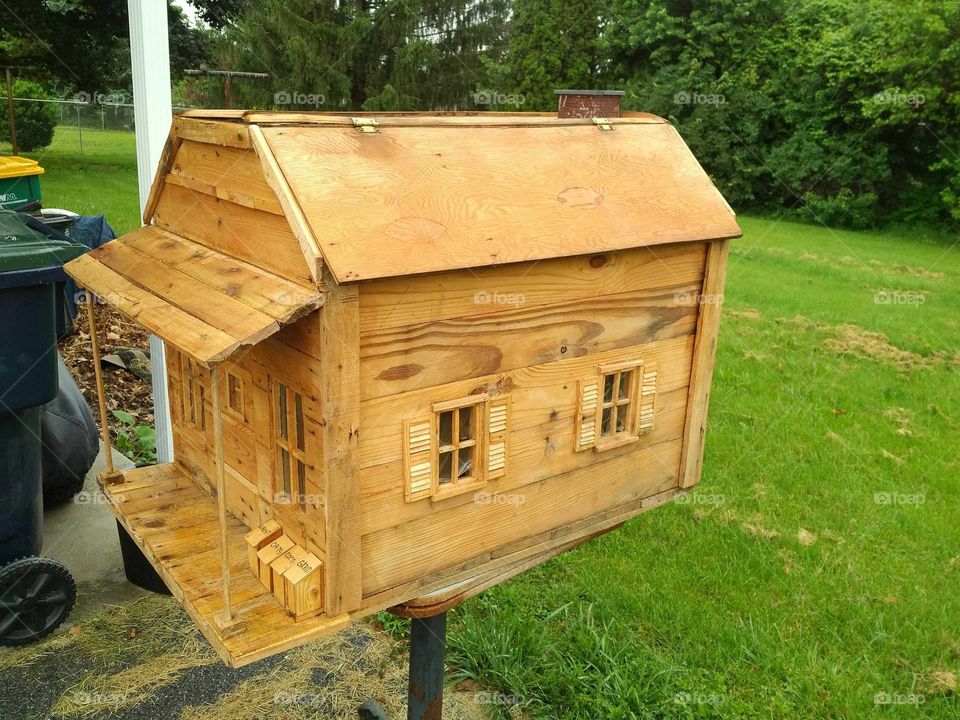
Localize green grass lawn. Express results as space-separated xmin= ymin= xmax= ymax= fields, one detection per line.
xmin=10 ymin=128 xmax=960 ymax=719
xmin=442 ymin=218 xmax=960 ymax=719
xmin=5 ymin=127 xmax=140 ymax=234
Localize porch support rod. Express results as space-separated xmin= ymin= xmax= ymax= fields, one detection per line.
xmin=86 ymin=292 xmax=113 ymax=474
xmin=210 ymin=367 xmax=233 ymax=623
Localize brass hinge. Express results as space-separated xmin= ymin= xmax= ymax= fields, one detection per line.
xmin=592 ymin=117 xmax=614 ymax=131
xmin=352 ymin=118 xmax=379 ymax=133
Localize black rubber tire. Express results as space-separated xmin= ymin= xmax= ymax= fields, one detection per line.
xmin=0 ymin=557 xmax=76 ymax=646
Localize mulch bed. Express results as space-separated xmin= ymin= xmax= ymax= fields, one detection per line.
xmin=60 ymin=302 xmax=155 ymax=442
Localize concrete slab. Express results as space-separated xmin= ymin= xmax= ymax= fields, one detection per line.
xmin=42 ymin=443 xmax=148 ymax=620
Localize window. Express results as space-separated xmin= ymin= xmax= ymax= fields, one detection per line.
xmin=576 ymin=358 xmax=657 ymax=452
xmin=179 ymin=353 xmax=205 ymax=431
xmin=224 ymin=371 xmax=245 ymax=420
xmin=402 ymin=394 xmax=510 ymax=502
xmin=273 ymin=382 xmax=307 ymax=510
xmin=600 ymin=366 xmax=636 ymax=439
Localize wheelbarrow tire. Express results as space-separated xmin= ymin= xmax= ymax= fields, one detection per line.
xmin=0 ymin=557 xmax=76 ymax=646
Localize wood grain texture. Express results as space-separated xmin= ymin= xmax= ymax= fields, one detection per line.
xmin=248 ymin=125 xmax=324 ymax=284
xmin=318 ymin=272 xmax=363 ymax=614
xmin=358 ymin=242 xmax=706 ymax=335
xmin=63 ymin=227 xmax=323 ymax=368
xmin=173 ymin=116 xmax=250 ymax=149
xmin=143 ymin=130 xmax=181 ymax=224
xmin=166 ymin=139 xmax=284 ymax=215
xmin=679 ymin=239 xmax=730 ymax=488
xmin=98 ymin=463 xmax=351 ymax=668
xmin=153 ymin=183 xmax=314 ymax=285
xmin=261 ymin=122 xmax=741 ymax=282
xmin=359 ymin=283 xmax=699 ymax=400
xmin=361 ymin=437 xmax=682 ymax=595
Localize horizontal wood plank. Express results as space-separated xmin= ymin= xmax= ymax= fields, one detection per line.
xmin=153 ymin=183 xmax=313 ymax=285
xmin=359 ymin=283 xmax=699 ymax=400
xmin=358 ymin=242 xmax=706 ymax=335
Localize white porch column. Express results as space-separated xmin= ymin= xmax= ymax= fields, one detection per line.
xmin=128 ymin=0 xmax=174 ymax=462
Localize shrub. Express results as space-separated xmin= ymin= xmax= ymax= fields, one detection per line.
xmin=0 ymin=80 xmax=57 ymax=152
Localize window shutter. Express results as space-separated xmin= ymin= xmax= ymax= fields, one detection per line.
xmin=638 ymin=362 xmax=658 ymax=435
xmin=575 ymin=380 xmax=600 ymax=451
xmin=403 ymin=417 xmax=434 ymax=502
xmin=487 ymin=398 xmax=510 ymax=479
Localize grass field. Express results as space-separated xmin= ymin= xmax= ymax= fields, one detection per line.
xmin=10 ymin=128 xmax=960 ymax=719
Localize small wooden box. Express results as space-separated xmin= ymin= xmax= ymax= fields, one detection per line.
xmin=256 ymin=535 xmax=294 ymax=592
xmin=243 ymin=519 xmax=282 ymax=577
xmin=282 ymin=551 xmax=324 ymax=620
xmin=270 ymin=544 xmax=308 ymax=607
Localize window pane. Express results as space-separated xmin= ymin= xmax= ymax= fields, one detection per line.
xmin=438 ymin=451 xmax=452 ymax=483
xmin=187 ymin=376 xmax=195 ymax=422
xmin=439 ymin=411 xmax=453 ymax=446
xmin=296 ymin=460 xmax=306 ymax=510
xmin=616 ymin=405 xmax=628 ymax=433
xmin=601 ymin=407 xmax=612 ymax=436
xmin=603 ymin=374 xmax=615 ymax=404
xmin=280 ymin=448 xmax=291 ymax=495
xmin=295 ymin=394 xmax=305 ymax=451
xmin=458 ymin=406 xmax=473 ymax=442
xmin=277 ymin=384 xmax=288 ymax=439
xmin=458 ymin=445 xmax=473 ymax=479
xmin=228 ymin=374 xmax=242 ymax=412
xmin=618 ymin=371 xmax=632 ymax=401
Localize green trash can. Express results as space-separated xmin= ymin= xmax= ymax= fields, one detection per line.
xmin=0 ymin=211 xmax=86 ymax=410
xmin=0 ymin=156 xmax=44 ymax=211
xmin=0 ymin=210 xmax=85 ymax=646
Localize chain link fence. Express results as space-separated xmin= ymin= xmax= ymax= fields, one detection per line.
xmin=2 ymin=96 xmax=193 ymax=155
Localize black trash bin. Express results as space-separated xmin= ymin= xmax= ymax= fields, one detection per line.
xmin=0 ymin=210 xmax=86 ymax=645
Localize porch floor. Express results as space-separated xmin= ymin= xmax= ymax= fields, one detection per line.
xmin=98 ymin=463 xmax=349 ymax=667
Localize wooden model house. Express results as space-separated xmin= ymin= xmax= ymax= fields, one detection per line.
xmin=65 ymin=109 xmax=741 ymax=667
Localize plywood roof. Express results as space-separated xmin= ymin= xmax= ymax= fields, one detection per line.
xmin=160 ymin=113 xmax=741 ymax=284
xmin=65 ymin=226 xmax=324 ymax=367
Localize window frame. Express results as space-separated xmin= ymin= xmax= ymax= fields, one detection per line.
xmin=272 ymin=380 xmax=309 ymax=511
xmin=223 ymin=370 xmax=246 ymax=422
xmin=431 ymin=394 xmax=488 ymax=500
xmin=593 ymin=359 xmax=644 ymax=452
xmin=178 ymin=352 xmax=206 ymax=432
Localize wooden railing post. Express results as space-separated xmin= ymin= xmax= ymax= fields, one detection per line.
xmin=86 ymin=291 xmax=114 ymax=474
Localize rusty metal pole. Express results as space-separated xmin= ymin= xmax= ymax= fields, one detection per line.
xmin=407 ymin=612 xmax=446 ymax=720
xmin=5 ymin=67 xmax=17 ymax=155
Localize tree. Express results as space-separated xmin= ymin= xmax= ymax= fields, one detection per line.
xmin=0 ymin=80 xmax=57 ymax=152
xmin=491 ymin=0 xmax=604 ymax=111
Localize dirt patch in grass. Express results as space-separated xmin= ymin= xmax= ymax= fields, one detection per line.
xmin=729 ymin=309 xmax=959 ymax=372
